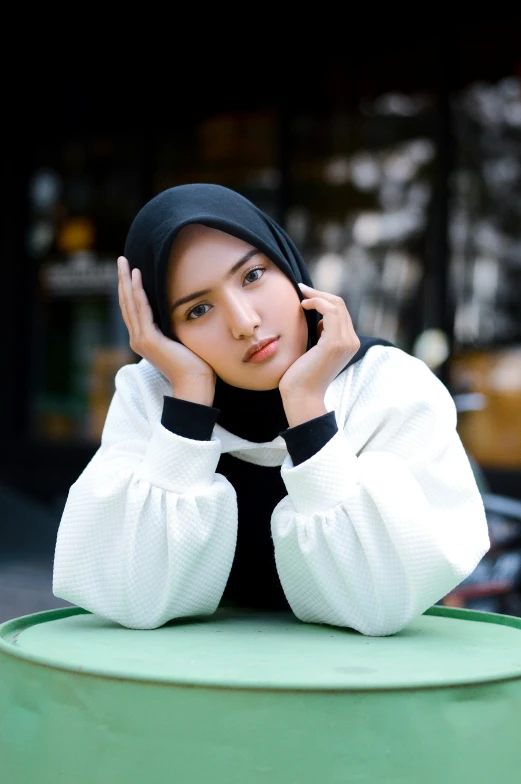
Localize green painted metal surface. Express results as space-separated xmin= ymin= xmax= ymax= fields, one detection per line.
xmin=1 ymin=605 xmax=521 ymax=782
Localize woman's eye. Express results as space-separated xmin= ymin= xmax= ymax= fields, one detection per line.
xmin=245 ymin=266 xmax=265 ymax=283
xmin=186 ymin=304 xmax=210 ymax=321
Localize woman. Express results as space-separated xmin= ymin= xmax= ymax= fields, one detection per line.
xmin=52 ymin=183 xmax=490 ymax=635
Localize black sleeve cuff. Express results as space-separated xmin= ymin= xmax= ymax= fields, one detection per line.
xmin=279 ymin=411 xmax=338 ymax=467
xmin=161 ymin=396 xmax=221 ymax=441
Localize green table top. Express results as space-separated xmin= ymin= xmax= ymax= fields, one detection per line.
xmin=2 ymin=605 xmax=521 ymax=691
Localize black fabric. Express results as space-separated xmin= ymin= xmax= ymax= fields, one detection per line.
xmin=161 ymin=395 xmax=220 ymax=441
xmin=217 ymin=454 xmax=291 ymax=609
xmin=160 ymin=396 xmax=339 ymax=466
xmin=280 ymin=410 xmax=338 ymax=466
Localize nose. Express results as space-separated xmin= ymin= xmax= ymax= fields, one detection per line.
xmin=224 ymin=291 xmax=262 ymax=338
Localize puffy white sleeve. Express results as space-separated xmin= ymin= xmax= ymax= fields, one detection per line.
xmin=271 ymin=349 xmax=490 ymax=636
xmin=52 ymin=362 xmax=237 ymax=629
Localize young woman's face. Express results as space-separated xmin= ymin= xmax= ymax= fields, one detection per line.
xmin=167 ymin=224 xmax=308 ymax=390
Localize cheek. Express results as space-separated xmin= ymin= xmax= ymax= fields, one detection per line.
xmin=273 ymin=283 xmax=301 ymax=316
xmin=175 ymin=324 xmax=223 ymax=363
xmin=172 ymin=323 xmax=195 ymax=351
xmin=298 ymin=306 xmax=309 ymax=342
xmin=291 ymin=297 xmax=309 ymax=345
xmin=287 ymin=292 xmax=307 ymax=330
xmin=271 ymin=286 xmax=306 ymax=329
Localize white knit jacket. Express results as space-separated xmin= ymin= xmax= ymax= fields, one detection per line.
xmin=52 ymin=345 xmax=490 ymax=635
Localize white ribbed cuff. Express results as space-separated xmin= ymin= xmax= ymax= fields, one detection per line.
xmin=280 ymin=429 xmax=358 ymax=514
xmin=136 ymin=422 xmax=222 ymax=493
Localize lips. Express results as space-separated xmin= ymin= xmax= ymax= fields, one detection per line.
xmin=243 ymin=337 xmax=278 ymax=362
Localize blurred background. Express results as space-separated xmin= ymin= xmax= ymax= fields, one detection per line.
xmin=2 ymin=18 xmax=521 ymax=621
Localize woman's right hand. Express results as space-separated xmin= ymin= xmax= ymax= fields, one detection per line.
xmin=117 ymin=256 xmax=216 ymax=405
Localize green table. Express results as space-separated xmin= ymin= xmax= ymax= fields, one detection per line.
xmin=1 ymin=604 xmax=521 ymax=783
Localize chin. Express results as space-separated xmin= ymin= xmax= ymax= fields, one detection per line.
xmin=254 ymin=368 xmax=286 ymax=391
xmin=255 ymin=380 xmax=280 ymax=391
xmin=219 ymin=372 xmax=281 ymax=391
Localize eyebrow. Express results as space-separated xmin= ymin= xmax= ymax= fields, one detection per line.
xmin=170 ymin=248 xmax=261 ymax=312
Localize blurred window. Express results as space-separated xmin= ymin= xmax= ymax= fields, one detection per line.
xmin=449 ymin=77 xmax=521 ymax=470
xmin=285 ymin=93 xmax=436 ymax=352
xmin=28 ymin=136 xmax=140 ymax=443
xmin=450 ymin=77 xmax=521 ymax=349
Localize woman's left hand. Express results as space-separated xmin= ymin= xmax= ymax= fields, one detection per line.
xmin=278 ymin=283 xmax=361 ymax=400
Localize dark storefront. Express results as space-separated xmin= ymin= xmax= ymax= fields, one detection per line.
xmin=2 ymin=20 xmax=521 ymax=560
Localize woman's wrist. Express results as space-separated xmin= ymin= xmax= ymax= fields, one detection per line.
xmin=280 ymin=392 xmax=327 ymax=428
xmin=171 ymin=383 xmax=215 ymax=408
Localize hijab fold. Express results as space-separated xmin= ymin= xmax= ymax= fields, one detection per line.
xmin=124 ymin=183 xmax=355 ymax=442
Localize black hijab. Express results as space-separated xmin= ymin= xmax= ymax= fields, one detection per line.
xmin=124 ymin=183 xmax=382 ymax=442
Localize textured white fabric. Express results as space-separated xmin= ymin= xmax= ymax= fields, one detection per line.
xmin=52 ymin=347 xmax=490 ymax=634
